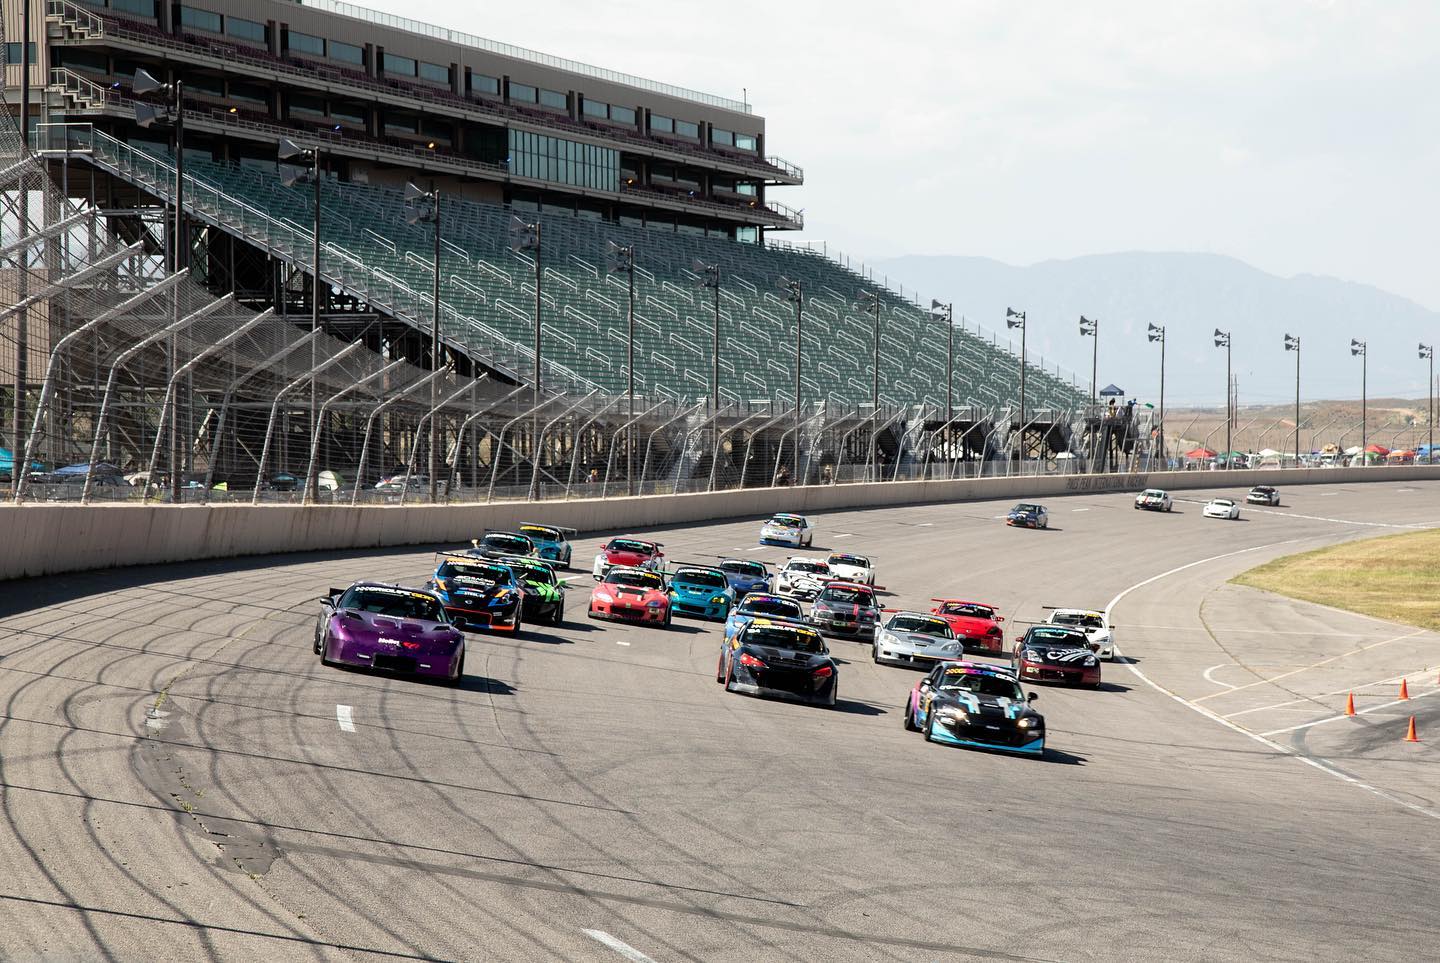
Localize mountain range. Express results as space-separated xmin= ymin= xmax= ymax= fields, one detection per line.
xmin=869 ymin=253 xmax=1440 ymax=407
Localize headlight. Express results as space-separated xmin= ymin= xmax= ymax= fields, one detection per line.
xmin=646 ymin=599 xmax=666 ymax=608
xmin=1084 ymin=656 xmax=1098 ymax=667
xmin=594 ymin=591 xmax=613 ymax=602
xmin=711 ymin=595 xmax=727 ymax=604
xmin=937 ymin=707 xmax=967 ymax=722
xmin=1023 ymin=649 xmax=1041 ymax=661
xmin=942 ymin=643 xmax=960 ymax=653
xmin=1017 ymin=717 xmax=1041 ymax=730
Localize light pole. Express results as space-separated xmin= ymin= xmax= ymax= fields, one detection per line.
xmin=1006 ymin=308 xmax=1026 ymax=460
xmin=1214 ymin=328 xmax=1231 ymax=466
xmin=783 ymin=277 xmax=804 ymax=483
xmin=931 ymin=300 xmax=954 ymax=467
xmin=1421 ymin=343 xmax=1434 ymax=463
xmin=694 ymin=260 xmax=721 ymax=412
xmin=1147 ymin=324 xmax=1166 ymax=466
xmin=1284 ymin=333 xmax=1300 ymax=466
xmin=403 ymin=183 xmax=441 ymax=501
xmin=1351 ymin=338 xmax=1367 ymax=466
xmin=1079 ymin=316 xmax=1098 ymax=411
xmin=606 ymin=241 xmax=636 ymax=494
xmin=509 ymin=216 xmax=543 ymax=403
xmin=858 ymin=289 xmax=883 ymax=477
xmin=279 ymin=138 xmax=324 ymax=502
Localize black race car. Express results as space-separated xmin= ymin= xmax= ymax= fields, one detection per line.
xmin=904 ymin=661 xmax=1045 ymax=755
xmin=470 ymin=531 xmax=538 ymax=561
xmin=496 ymin=554 xmax=567 ymax=626
xmin=809 ymin=581 xmax=880 ymax=639
xmin=717 ymin=618 xmax=838 ymax=707
xmin=1012 ymin=625 xmax=1101 ymax=687
xmin=425 ymin=554 xmax=525 ymax=633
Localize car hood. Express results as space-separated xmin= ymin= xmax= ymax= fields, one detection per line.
xmin=744 ymin=644 xmax=827 ymax=666
xmin=828 ymin=564 xmax=867 ymax=577
xmin=942 ymin=615 xmax=999 ymax=636
xmin=334 ymin=609 xmax=453 ymax=642
xmin=1028 ymin=646 xmax=1094 ymax=663
xmin=885 ymin=631 xmax=957 ymax=650
xmin=935 ymin=690 xmax=1031 ymax=720
xmin=602 ymin=549 xmax=655 ymax=566
xmin=599 ymin=583 xmax=664 ymax=601
xmin=725 ymin=574 xmax=768 ymax=589
xmin=672 ymin=582 xmax=727 ymax=596
xmin=517 ymin=579 xmax=564 ymax=601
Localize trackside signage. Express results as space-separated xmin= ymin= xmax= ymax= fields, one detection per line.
xmin=1064 ymin=474 xmax=1148 ymax=492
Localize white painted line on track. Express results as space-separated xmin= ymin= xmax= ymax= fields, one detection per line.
xmin=1320 ymin=491 xmax=1339 ymax=496
xmin=336 ymin=704 xmax=355 ymax=733
xmin=615 ymin=640 xmax=631 ymax=646
xmin=583 ymin=929 xmax=658 ymax=962
xmin=833 ymin=533 xmax=854 ymax=539
xmin=1072 ymin=508 xmax=1090 ymax=512
xmin=1192 ymin=628 xmax=1427 ymax=702
xmin=1224 ymin=668 xmax=1440 ymax=717
xmin=1203 ymin=664 xmax=1239 ymax=689
xmin=1258 ymin=686 xmax=1440 ymax=737
xmin=1105 ymin=539 xmax=1440 ymax=823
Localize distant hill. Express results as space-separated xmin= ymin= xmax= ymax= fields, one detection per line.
xmin=869 ymin=253 xmax=1440 ymax=406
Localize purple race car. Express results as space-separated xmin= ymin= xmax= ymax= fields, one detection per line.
xmin=313 ymin=582 xmax=465 ymax=684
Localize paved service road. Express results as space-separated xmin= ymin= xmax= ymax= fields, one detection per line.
xmin=0 ymin=481 xmax=1437 ymax=960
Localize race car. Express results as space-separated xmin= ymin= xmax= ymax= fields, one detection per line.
xmin=872 ymin=611 xmax=963 ymax=667
xmin=592 ymin=536 xmax=666 ymax=580
xmin=426 ymin=554 xmax=525 ymax=632
xmin=928 ymin=599 xmax=1006 ymax=655
xmin=717 ymin=618 xmax=838 ymax=707
xmin=1007 ymin=502 xmax=1049 ymax=529
xmin=1012 ymin=625 xmax=1101 ymax=687
xmin=716 ymin=558 xmax=772 ymax=596
xmin=809 ymin=581 xmax=880 ymax=639
xmin=824 ymin=551 xmax=876 ymax=585
xmin=519 ymin=522 xmax=576 ymax=568
xmin=775 ymin=557 xmax=832 ymax=602
xmin=724 ymin=593 xmax=807 ymax=643
xmin=760 ymin=513 xmax=814 ymax=547
xmin=903 ymin=661 xmax=1044 ymax=755
xmin=1044 ymin=607 xmax=1115 ymax=660
xmin=495 ymin=554 xmax=567 ymax=626
xmin=1203 ymin=498 xmax=1241 ymax=520
xmin=1134 ymin=489 xmax=1173 ymax=512
xmin=588 ymin=566 xmax=672 ymax=625
xmin=314 ymin=582 xmax=465 ymax=683
xmin=666 ymin=565 xmax=736 ymax=620
xmin=470 ymin=531 xmax=538 ymax=561
xmin=1246 ymin=486 xmax=1280 ymax=506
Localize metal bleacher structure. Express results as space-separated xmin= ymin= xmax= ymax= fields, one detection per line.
xmin=3 ymin=12 xmax=1111 ymax=504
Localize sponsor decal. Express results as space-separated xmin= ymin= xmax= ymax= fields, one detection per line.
xmin=1065 ymin=473 xmax=1149 ymax=492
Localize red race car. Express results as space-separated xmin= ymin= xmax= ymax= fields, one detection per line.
xmin=588 ymin=567 xmax=672 ymax=626
xmin=592 ymin=536 xmax=665 ymax=580
xmin=1011 ymin=625 xmax=1101 ymax=687
xmin=930 ymin=599 xmax=1006 ymax=655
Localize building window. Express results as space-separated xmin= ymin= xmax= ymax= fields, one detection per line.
xmin=185 ymin=75 xmax=224 ymax=97
xmin=419 ymin=61 xmax=450 ymax=85
xmin=229 ymin=81 xmax=268 ymax=105
xmin=3 ymin=42 xmax=37 ymax=63
xmin=711 ymin=128 xmax=734 ymax=148
xmin=735 ymin=133 xmax=757 ymax=152
xmin=610 ymin=105 xmax=635 ymax=126
xmin=538 ymin=88 xmax=568 ymax=110
xmin=329 ymin=41 xmax=364 ymax=66
xmin=736 ymin=181 xmax=757 ymax=196
xmin=582 ymin=98 xmax=608 ymax=120
xmin=470 ymin=73 xmax=500 ymax=96
xmin=508 ymin=130 xmax=618 ymax=193
xmin=290 ymin=94 xmax=325 ymax=117
xmin=178 ymin=6 xmax=222 ymax=33
xmin=384 ymin=114 xmax=420 ymax=134
xmin=288 ymin=31 xmax=325 ymax=57
xmin=331 ymin=103 xmax=366 ymax=124
xmin=109 ymin=0 xmax=154 ymax=17
xmin=507 ymin=81 xmax=537 ymax=103
xmin=649 ymin=113 xmax=673 ymax=135
xmin=737 ymin=226 xmax=758 ymax=244
xmin=675 ymin=119 xmax=699 ymax=139
xmin=225 ymin=16 xmax=265 ymax=43
xmin=382 ymin=52 xmax=417 ymax=76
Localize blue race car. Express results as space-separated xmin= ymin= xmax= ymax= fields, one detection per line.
xmin=724 ymin=592 xmax=806 ymax=643
xmin=519 ymin=522 xmax=576 ymax=568
xmin=1005 ymin=502 xmax=1049 ymax=529
xmin=666 ymin=565 xmax=735 ymax=620
xmin=905 ymin=661 xmax=1045 ymax=755
xmin=424 ymin=554 xmax=525 ymax=633
xmin=716 ymin=558 xmax=771 ymax=596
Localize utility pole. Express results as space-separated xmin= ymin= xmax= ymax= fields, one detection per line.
xmin=1351 ymin=339 xmax=1367 ymax=465
xmin=1285 ymin=334 xmax=1300 ymax=466
xmin=1421 ymin=343 xmax=1434 ymax=462
xmin=1006 ymin=308 xmax=1026 ymax=460
xmin=1214 ymin=329 xmax=1231 ymax=465
xmin=403 ymin=183 xmax=442 ymax=500
xmin=783 ymin=277 xmax=804 ymax=483
xmin=606 ymin=242 xmax=637 ymax=494
xmin=859 ymin=289 xmax=883 ymax=478
xmin=1147 ymin=324 xmax=1166 ymax=466
xmin=931 ymin=301 xmax=954 ymax=469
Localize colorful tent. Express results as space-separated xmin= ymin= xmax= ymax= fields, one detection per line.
xmin=1185 ymin=447 xmax=1216 ymax=459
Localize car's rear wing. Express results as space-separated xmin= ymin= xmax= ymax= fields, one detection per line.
xmin=665 ymin=562 xmax=731 ymax=578
xmin=521 ymin=523 xmax=577 ymax=537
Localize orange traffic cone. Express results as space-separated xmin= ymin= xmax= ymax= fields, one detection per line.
xmin=1405 ymin=716 xmax=1420 ymax=743
xmin=1344 ymin=692 xmax=1356 ymax=716
xmin=1400 ymin=678 xmax=1411 ymax=700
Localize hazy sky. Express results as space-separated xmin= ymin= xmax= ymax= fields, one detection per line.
xmin=376 ymin=0 xmax=1440 ymax=310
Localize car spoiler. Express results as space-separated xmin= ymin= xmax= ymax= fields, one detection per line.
xmin=665 ymin=563 xmax=731 ymax=578
xmin=521 ymin=523 xmax=577 ymax=536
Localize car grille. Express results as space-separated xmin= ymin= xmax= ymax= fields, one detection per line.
xmin=373 ymin=655 xmax=417 ymax=673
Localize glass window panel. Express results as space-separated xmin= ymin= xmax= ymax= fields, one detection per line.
xmin=225 ymin=16 xmax=264 ymax=43
xmin=471 ymin=73 xmax=500 ymax=96
xmin=582 ymin=98 xmax=608 ymax=119
xmin=508 ymin=81 xmax=536 ymax=103
xmin=383 ymin=52 xmax=417 ymax=76
xmin=4 ymin=42 xmax=37 ymax=62
xmin=331 ymin=104 xmax=365 ymax=124
xmin=419 ymin=61 xmax=450 ymax=84
xmin=110 ymin=0 xmax=154 ymax=17
xmin=539 ymin=88 xmax=567 ymax=109
xmin=649 ymin=113 xmax=673 ymax=134
xmin=675 ymin=120 xmax=699 ymax=139
xmin=179 ymin=6 xmax=222 ymax=32
xmin=329 ymin=41 xmax=364 ymax=65
xmin=710 ymin=128 xmax=734 ymax=147
xmin=287 ymin=31 xmax=325 ymax=56
xmin=735 ymin=133 xmax=757 ymax=151
xmin=610 ymin=105 xmax=635 ymax=125
xmin=290 ymin=94 xmax=325 ymax=116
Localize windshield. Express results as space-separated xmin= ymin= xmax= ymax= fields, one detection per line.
xmin=676 ymin=569 xmax=727 ymax=588
xmin=818 ymin=586 xmax=873 ymax=605
xmin=438 ymin=561 xmax=510 ymax=584
xmin=520 ymin=525 xmax=561 ymax=541
xmin=1027 ymin=628 xmax=1087 ymax=647
xmin=740 ymin=597 xmax=802 ymax=619
xmin=744 ymin=624 xmax=824 ymax=653
xmin=768 ymin=516 xmax=802 ymax=528
xmin=937 ymin=671 xmax=1024 ymax=700
xmin=827 ymin=554 xmax=869 ymax=567
xmin=787 ymin=562 xmax=829 ymax=575
xmin=1144 ymin=490 xmax=1165 ymax=497
xmin=1211 ymin=500 xmax=1234 ymax=507
xmin=341 ymin=588 xmax=445 ymax=621
xmin=721 ymin=560 xmax=766 ymax=577
xmin=483 ymin=534 xmax=531 ymax=552
xmin=889 ymin=615 xmax=952 ymax=637
xmin=1053 ymin=612 xmax=1103 ymax=629
xmin=505 ymin=563 xmax=555 ymax=585
xmin=1014 ymin=503 xmax=1043 ymax=513
xmin=606 ymin=570 xmax=664 ymax=589
xmin=607 ymin=539 xmax=653 ymax=554
xmin=941 ymin=602 xmax=993 ymax=619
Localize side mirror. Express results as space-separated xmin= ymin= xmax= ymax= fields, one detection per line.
xmin=1027 ymin=692 xmax=1039 ymax=702
xmin=919 ymin=680 xmax=931 ymax=690
xmin=1014 ymin=636 xmax=1024 ymax=643
xmin=995 ymin=616 xmax=1005 ymax=622
xmin=328 ymin=587 xmax=345 ymax=597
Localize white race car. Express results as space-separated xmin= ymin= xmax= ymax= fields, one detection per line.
xmin=760 ymin=513 xmax=814 ymax=547
xmin=1044 ymin=608 xmax=1116 ymax=661
xmin=774 ymin=557 xmax=831 ymax=602
xmin=1246 ymin=486 xmax=1280 ymax=506
xmin=1134 ymin=489 xmax=1173 ymax=512
xmin=1203 ymin=498 xmax=1241 ymax=520
xmin=825 ymin=551 xmax=875 ymax=585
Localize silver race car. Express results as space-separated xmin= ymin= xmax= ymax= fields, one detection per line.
xmin=872 ymin=611 xmax=965 ymax=668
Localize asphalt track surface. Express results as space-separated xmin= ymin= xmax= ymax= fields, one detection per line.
xmin=2 ymin=481 xmax=1439 ymax=961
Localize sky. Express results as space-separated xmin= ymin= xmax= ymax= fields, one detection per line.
xmin=372 ymin=1 xmax=1440 ymax=309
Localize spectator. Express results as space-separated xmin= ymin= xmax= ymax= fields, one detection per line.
xmin=775 ymin=465 xmax=791 ymax=487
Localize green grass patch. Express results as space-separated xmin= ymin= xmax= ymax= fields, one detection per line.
xmin=1231 ymin=529 xmax=1440 ymax=631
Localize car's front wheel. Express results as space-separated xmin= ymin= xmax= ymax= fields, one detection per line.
xmin=825 ymin=678 xmax=838 ymax=708
xmin=449 ymin=650 xmax=466 ymax=686
xmin=319 ymin=635 xmax=339 ymax=668
xmin=903 ymin=695 xmax=918 ymax=731
xmin=924 ymin=711 xmax=939 ymax=743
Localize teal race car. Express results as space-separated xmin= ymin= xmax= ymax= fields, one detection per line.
xmin=520 ymin=523 xmax=576 ymax=568
xmin=666 ymin=565 xmax=735 ymax=621
xmin=496 ymin=554 xmax=568 ymax=626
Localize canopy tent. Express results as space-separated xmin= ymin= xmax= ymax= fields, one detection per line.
xmin=53 ymin=462 xmax=124 ymax=476
xmin=1364 ymin=444 xmax=1390 ymax=455
xmin=1258 ymin=448 xmax=1280 ymax=458
xmin=1185 ymin=447 xmax=1216 ymax=459
xmin=1099 ymin=384 xmax=1126 ymax=397
xmin=1344 ymin=446 xmax=1363 ymax=455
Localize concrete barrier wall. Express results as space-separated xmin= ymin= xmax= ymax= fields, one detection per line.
xmin=2 ymin=465 xmax=1436 ymax=581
